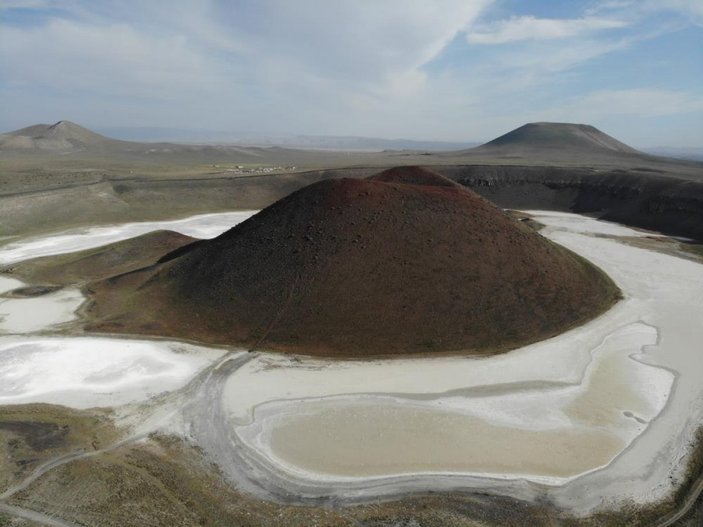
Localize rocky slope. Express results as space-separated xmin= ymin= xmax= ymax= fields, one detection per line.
xmin=85 ymin=166 xmax=619 ymax=356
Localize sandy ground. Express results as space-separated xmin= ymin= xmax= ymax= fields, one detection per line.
xmin=538 ymin=214 xmax=703 ymax=513
xmin=266 ymin=401 xmax=624 ymax=479
xmin=209 ymin=211 xmax=702 ymax=512
xmin=234 ymin=322 xmax=671 ymax=484
xmin=520 ymin=210 xmax=666 ymax=238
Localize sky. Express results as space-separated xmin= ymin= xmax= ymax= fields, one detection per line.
xmin=0 ymin=0 xmax=702 ymax=147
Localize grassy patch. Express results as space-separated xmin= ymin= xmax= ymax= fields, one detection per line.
xmin=8 ymin=435 xmax=357 ymax=527
xmin=5 ymin=429 xmax=703 ymax=526
xmin=4 ymin=230 xmax=195 ymax=287
xmin=679 ymin=242 xmax=703 ymax=260
xmin=0 ymin=404 xmax=117 ymax=494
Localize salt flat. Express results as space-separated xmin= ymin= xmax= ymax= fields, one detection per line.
xmin=0 ymin=209 xmax=700 ymax=514
xmin=234 ymin=322 xmax=671 ymax=484
xmin=521 ymin=210 xmax=665 ymax=238
xmin=1 ymin=274 xmax=83 ymax=334
xmin=217 ymin=211 xmax=703 ymax=511
xmin=0 ymin=336 xmax=224 ymax=409
xmin=0 ymin=211 xmax=256 ymax=265
xmin=0 ymin=286 xmax=83 ymax=333
xmin=0 ymin=277 xmax=23 ymax=295
xmin=0 ymin=213 xmax=243 ymax=412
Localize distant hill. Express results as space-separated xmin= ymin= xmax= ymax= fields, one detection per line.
xmin=429 ymin=122 xmax=660 ymax=166
xmin=0 ymin=120 xmax=307 ymax=161
xmin=86 ymin=166 xmax=619 ymax=357
xmin=0 ymin=120 xmax=126 ymax=152
xmin=0 ymin=121 xmax=474 ymax=155
xmin=235 ymin=134 xmax=475 ymax=152
xmin=643 ymin=146 xmax=703 ymax=162
xmin=475 ymin=122 xmax=639 ymax=155
xmin=96 ymin=126 xmax=476 ymax=152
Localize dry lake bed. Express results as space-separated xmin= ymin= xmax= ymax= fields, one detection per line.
xmin=0 ymin=209 xmax=701 ymax=521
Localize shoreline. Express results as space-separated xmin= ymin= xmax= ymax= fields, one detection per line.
xmin=182 ymin=211 xmax=701 ymax=517
xmin=0 ymin=209 xmax=701 ymax=525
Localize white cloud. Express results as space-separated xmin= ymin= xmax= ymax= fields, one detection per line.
xmin=498 ymin=39 xmax=629 ymax=76
xmin=467 ymin=16 xmax=627 ymax=44
xmin=0 ymin=0 xmax=52 ymax=9
xmin=218 ymin=0 xmax=493 ymax=89
xmin=0 ymin=0 xmax=700 ymax=147
xmin=0 ymin=18 xmax=233 ymax=99
xmin=589 ymin=0 xmax=703 ymax=26
xmin=551 ymin=89 xmax=703 ymax=119
xmin=646 ymin=0 xmax=703 ymax=25
xmin=0 ymin=0 xmax=497 ymax=133
xmin=0 ymin=1 xmax=494 ymax=99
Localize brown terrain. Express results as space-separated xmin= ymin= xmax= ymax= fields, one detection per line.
xmin=6 ymin=230 xmax=197 ymax=286
xmin=1 ymin=121 xmax=700 ymax=240
xmin=1 ymin=124 xmax=701 ymax=526
xmin=83 ymin=166 xmax=619 ymax=356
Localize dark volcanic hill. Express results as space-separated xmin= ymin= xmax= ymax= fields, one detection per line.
xmin=441 ymin=122 xmax=652 ymax=165
xmin=480 ymin=122 xmax=638 ymax=154
xmin=86 ymin=166 xmax=619 ymax=357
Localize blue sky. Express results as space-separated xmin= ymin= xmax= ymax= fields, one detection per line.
xmin=0 ymin=0 xmax=701 ymax=146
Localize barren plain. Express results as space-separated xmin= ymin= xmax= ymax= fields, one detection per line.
xmin=0 ymin=122 xmax=702 ymax=526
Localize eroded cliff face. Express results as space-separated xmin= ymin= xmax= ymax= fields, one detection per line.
xmin=427 ymin=165 xmax=703 ymax=240
xmin=0 ymin=158 xmax=700 ymax=241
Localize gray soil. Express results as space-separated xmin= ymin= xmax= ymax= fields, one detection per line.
xmin=0 ymin=122 xmax=701 ymax=241
xmin=0 ymin=121 xmax=701 ymax=526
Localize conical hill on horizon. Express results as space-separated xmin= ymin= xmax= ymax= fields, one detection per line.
xmin=0 ymin=120 xmax=126 ymax=151
xmin=1 ymin=119 xmax=650 ymax=158
xmin=466 ymin=122 xmax=641 ymax=158
xmin=85 ymin=166 xmax=620 ymax=357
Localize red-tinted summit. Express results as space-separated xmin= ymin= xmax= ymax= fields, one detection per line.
xmin=87 ymin=166 xmax=619 ymax=356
